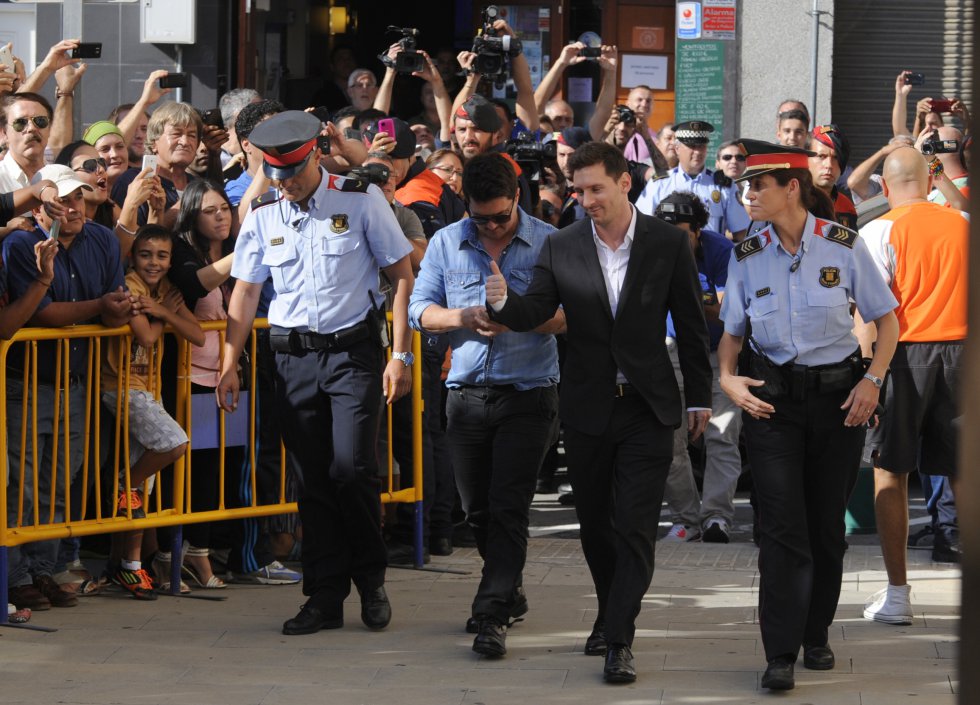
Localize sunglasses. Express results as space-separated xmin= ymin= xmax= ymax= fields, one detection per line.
xmin=720 ymin=153 xmax=747 ymax=162
xmin=73 ymin=157 xmax=108 ymax=174
xmin=469 ymin=199 xmax=516 ymax=226
xmin=10 ymin=115 xmax=51 ymax=132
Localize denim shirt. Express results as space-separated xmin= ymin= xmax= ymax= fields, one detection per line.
xmin=409 ymin=209 xmax=559 ymax=390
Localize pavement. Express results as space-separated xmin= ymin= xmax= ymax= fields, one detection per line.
xmin=0 ymin=492 xmax=960 ymax=705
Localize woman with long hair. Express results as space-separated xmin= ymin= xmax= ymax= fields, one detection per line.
xmin=717 ymin=140 xmax=900 ymax=691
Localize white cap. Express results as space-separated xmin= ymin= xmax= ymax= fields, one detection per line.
xmin=33 ymin=164 xmax=93 ymax=197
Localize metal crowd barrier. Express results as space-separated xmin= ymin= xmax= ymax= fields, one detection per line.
xmin=0 ymin=318 xmax=424 ymax=627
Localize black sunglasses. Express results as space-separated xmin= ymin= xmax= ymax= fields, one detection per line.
xmin=73 ymin=157 xmax=108 ymax=174
xmin=469 ymin=199 xmax=516 ymax=226
xmin=720 ymin=154 xmax=746 ymax=162
xmin=10 ymin=115 xmax=51 ymax=132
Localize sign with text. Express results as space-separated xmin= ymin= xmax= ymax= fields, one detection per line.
xmin=621 ymin=54 xmax=669 ymax=90
xmin=675 ymin=40 xmax=725 ymax=154
xmin=703 ymin=0 xmax=736 ymax=40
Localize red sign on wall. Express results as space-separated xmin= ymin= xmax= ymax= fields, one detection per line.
xmin=702 ymin=6 xmax=736 ymax=38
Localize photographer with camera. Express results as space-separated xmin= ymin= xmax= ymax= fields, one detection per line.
xmin=375 ymin=36 xmax=453 ymax=147
xmin=914 ymin=126 xmax=969 ymax=210
xmin=534 ymin=42 xmax=619 ymax=142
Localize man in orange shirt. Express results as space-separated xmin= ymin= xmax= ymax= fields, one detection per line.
xmin=858 ymin=147 xmax=968 ymax=626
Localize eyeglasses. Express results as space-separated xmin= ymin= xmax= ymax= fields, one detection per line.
xmin=720 ymin=154 xmax=746 ymax=162
xmin=429 ymin=164 xmax=463 ymax=178
xmin=73 ymin=157 xmax=108 ymax=174
xmin=9 ymin=115 xmax=51 ymax=132
xmin=469 ymin=199 xmax=516 ymax=226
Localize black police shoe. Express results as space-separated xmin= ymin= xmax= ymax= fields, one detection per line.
xmin=603 ymin=644 xmax=636 ymax=683
xmin=282 ymin=602 xmax=344 ymax=635
xmin=932 ymin=530 xmax=961 ymax=563
xmin=802 ymin=643 xmax=835 ymax=670
xmin=465 ymin=587 xmax=528 ymax=633
xmin=584 ymin=619 xmax=607 ymax=656
xmin=761 ymin=656 xmax=795 ymax=690
xmin=430 ymin=537 xmax=453 ymax=556
xmin=472 ymin=616 xmax=507 ymax=658
xmin=359 ymin=586 xmax=392 ymax=630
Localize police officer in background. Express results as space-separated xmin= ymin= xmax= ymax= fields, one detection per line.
xmin=216 ymin=111 xmax=415 ymax=636
xmin=635 ymin=121 xmax=750 ymax=241
xmin=717 ymin=140 xmax=899 ymax=690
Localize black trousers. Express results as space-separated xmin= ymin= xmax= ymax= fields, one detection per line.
xmin=274 ymin=338 xmax=387 ymax=608
xmin=446 ymin=384 xmax=558 ymax=622
xmin=743 ymin=387 xmax=864 ymax=661
xmin=564 ymin=394 xmax=674 ymax=647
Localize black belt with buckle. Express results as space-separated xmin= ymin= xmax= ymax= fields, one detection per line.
xmin=614 ymin=383 xmax=639 ymax=398
xmin=269 ymin=322 xmax=371 ymax=353
xmin=749 ymin=348 xmax=862 ymax=401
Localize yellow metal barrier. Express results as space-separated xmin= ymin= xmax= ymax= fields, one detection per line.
xmin=0 ymin=319 xmax=424 ymax=616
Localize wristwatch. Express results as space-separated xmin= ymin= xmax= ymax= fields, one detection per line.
xmin=862 ymin=372 xmax=884 ymax=389
xmin=392 ymin=351 xmax=414 ymax=367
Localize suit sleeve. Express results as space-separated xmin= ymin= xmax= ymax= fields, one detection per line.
xmin=668 ymin=234 xmax=713 ymax=409
xmin=490 ymin=232 xmax=561 ymax=331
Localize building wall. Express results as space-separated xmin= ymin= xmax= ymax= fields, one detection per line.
xmin=737 ymin=0 xmax=834 ymax=140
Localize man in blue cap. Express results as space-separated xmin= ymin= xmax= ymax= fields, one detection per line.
xmin=216 ymin=110 xmax=415 ymax=635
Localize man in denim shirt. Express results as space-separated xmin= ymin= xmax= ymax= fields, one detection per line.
xmin=409 ymin=153 xmax=564 ymax=659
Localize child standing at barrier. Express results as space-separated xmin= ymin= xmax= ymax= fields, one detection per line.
xmin=101 ymin=225 xmax=205 ymax=599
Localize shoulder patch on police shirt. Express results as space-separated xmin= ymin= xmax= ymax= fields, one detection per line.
xmin=250 ymin=192 xmax=281 ymax=211
xmin=650 ymin=173 xmax=668 ymax=182
xmin=325 ymin=173 xmax=370 ymax=193
xmin=823 ymin=225 xmax=858 ymax=249
xmin=734 ymin=234 xmax=766 ymax=262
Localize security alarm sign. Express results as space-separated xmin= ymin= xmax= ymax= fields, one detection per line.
xmin=703 ymin=0 xmax=736 ymax=40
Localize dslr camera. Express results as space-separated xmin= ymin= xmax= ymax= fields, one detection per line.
xmin=920 ymin=129 xmax=959 ymax=156
xmin=504 ymin=132 xmax=557 ymax=185
xmin=472 ymin=5 xmax=523 ymax=89
xmin=381 ymin=26 xmax=424 ymax=75
xmin=348 ymin=162 xmax=391 ymax=186
xmin=614 ymin=105 xmax=637 ymax=125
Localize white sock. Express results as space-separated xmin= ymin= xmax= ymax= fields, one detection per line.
xmin=122 ymin=559 xmax=141 ymax=571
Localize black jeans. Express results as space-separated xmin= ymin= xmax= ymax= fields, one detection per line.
xmin=447 ymin=384 xmax=558 ymax=622
xmin=743 ymin=387 xmax=864 ymax=661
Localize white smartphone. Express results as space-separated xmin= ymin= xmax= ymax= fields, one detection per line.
xmin=0 ymin=44 xmax=14 ymax=70
xmin=141 ymin=154 xmax=158 ymax=178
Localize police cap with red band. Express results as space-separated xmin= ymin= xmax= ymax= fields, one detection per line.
xmin=733 ymin=138 xmax=816 ymax=182
xmin=249 ymin=110 xmax=321 ymax=180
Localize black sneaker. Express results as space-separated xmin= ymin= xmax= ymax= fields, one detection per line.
xmin=907 ymin=524 xmax=935 ymax=548
xmin=472 ymin=616 xmax=507 ymax=657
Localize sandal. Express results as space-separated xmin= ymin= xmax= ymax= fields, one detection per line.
xmin=181 ymin=546 xmax=227 ymax=589
xmin=152 ymin=552 xmax=191 ymax=594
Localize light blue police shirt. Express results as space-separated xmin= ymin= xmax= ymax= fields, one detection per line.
xmin=231 ymin=168 xmax=413 ymax=333
xmin=635 ymin=166 xmax=750 ymax=235
xmin=720 ymin=212 xmax=897 ymax=366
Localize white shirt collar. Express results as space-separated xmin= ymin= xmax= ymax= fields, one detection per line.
xmin=590 ymin=203 xmax=638 ymax=251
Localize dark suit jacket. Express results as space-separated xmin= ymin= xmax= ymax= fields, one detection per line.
xmin=492 ymin=211 xmax=712 ymax=436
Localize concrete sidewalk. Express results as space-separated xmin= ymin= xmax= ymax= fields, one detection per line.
xmin=0 ymin=536 xmax=959 ymax=705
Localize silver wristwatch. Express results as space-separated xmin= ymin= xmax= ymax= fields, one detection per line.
xmin=862 ymin=372 xmax=884 ymax=388
xmin=392 ymin=351 xmax=415 ymax=366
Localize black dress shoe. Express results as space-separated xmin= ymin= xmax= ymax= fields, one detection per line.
xmin=430 ymin=537 xmax=453 ymax=556
xmin=472 ymin=616 xmax=507 ymax=658
xmin=465 ymin=588 xmax=528 ymax=633
xmin=603 ymin=644 xmax=636 ymax=683
xmin=386 ymin=541 xmax=431 ymax=565
xmin=584 ymin=620 xmax=607 ymax=656
xmin=802 ymin=643 xmax=835 ymax=670
xmin=761 ymin=656 xmax=795 ymax=690
xmin=359 ymin=586 xmax=392 ymax=630
xmin=282 ymin=603 xmax=343 ymax=635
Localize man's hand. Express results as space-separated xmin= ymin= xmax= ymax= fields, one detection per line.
xmin=0 ymin=47 xmax=16 ymax=95
xmin=39 ymin=184 xmax=66 ymax=221
xmin=457 ymin=51 xmax=478 ymax=75
xmin=555 ymin=42 xmax=586 ymax=68
xmin=139 ymin=69 xmax=172 ymax=107
xmin=33 ymin=239 xmax=57 ymax=281
xmin=55 ymin=61 xmax=86 ymax=93
xmin=915 ymin=97 xmax=933 ymax=118
xmin=215 ymin=367 xmax=240 ymax=413
xmin=39 ymin=39 xmax=80 ymax=74
xmin=688 ymin=409 xmax=712 ymax=442
xmin=459 ymin=306 xmax=507 ymax=337
xmin=895 ymin=70 xmax=913 ymax=97
xmin=485 ymin=260 xmax=508 ymax=307
xmin=100 ymin=286 xmax=133 ymax=322
xmin=203 ymin=124 xmax=229 ymax=153
xmin=719 ymin=373 xmax=775 ymax=420
xmin=368 ymin=129 xmax=396 ymax=154
xmin=598 ymin=44 xmax=618 ymax=73
xmin=382 ymin=359 xmax=412 ymax=404
xmin=123 ymin=169 xmax=159 ymax=209
xmin=841 ymin=378 xmax=881 ymax=428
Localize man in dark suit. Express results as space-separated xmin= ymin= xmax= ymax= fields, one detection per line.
xmin=486 ymin=142 xmax=712 ymax=684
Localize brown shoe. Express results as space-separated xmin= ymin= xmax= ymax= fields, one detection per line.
xmin=34 ymin=574 xmax=78 ymax=608
xmin=8 ymin=584 xmax=51 ymax=611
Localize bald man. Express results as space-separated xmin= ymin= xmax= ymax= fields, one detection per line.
xmin=859 ymin=147 xmax=968 ymax=626
xmin=545 ymin=99 xmax=575 ymax=131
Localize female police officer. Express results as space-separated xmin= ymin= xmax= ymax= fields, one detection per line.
xmin=717 ymin=140 xmax=899 ymax=690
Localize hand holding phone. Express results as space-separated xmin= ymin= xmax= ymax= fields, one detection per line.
xmin=904 ymin=72 xmax=926 ymax=86
xmin=929 ymin=98 xmax=956 ymax=113
xmin=377 ymin=118 xmax=396 ymax=137
xmin=72 ymin=43 xmax=102 ymax=60
xmin=0 ymin=43 xmax=14 ymax=70
xmin=159 ymin=72 xmax=188 ymax=89
xmin=141 ymin=154 xmax=159 ymax=178
xmin=201 ymin=108 xmax=224 ymax=129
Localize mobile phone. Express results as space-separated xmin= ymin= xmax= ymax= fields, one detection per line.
xmin=48 ymin=219 xmax=61 ymax=241
xmin=316 ymin=135 xmax=331 ymax=153
xmin=201 ymin=108 xmax=224 ymax=129
xmin=0 ymin=44 xmax=13 ymax=70
xmin=904 ymin=72 xmax=925 ymax=86
xmin=929 ymin=98 xmax=956 ymax=113
xmin=377 ymin=118 xmax=396 ymax=137
xmin=159 ymin=72 xmax=188 ymax=89
xmin=72 ymin=43 xmax=102 ymax=59
xmin=141 ymin=154 xmax=159 ymax=177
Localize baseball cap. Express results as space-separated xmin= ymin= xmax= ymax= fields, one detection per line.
xmin=34 ymin=164 xmax=93 ymax=197
xmin=455 ymin=95 xmax=503 ymax=133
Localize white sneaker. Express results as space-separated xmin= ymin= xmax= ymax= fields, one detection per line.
xmin=661 ymin=524 xmax=692 ymax=542
xmin=863 ymin=584 xmax=913 ymax=624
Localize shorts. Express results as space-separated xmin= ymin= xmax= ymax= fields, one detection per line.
xmin=102 ymin=389 xmax=189 ymax=472
xmin=865 ymin=341 xmax=961 ymax=476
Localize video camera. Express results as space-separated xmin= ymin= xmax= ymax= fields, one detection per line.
xmin=348 ymin=162 xmax=391 ymax=186
xmin=504 ymin=132 xmax=557 ymax=205
xmin=472 ymin=5 xmax=522 ymax=89
xmin=381 ymin=26 xmax=424 ymax=75
xmin=614 ymin=105 xmax=637 ymax=125
xmin=921 ymin=129 xmax=959 ymax=156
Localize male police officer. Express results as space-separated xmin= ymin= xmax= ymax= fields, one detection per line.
xmin=216 ymin=111 xmax=415 ymax=635
xmin=636 ymin=121 xmax=750 ymax=240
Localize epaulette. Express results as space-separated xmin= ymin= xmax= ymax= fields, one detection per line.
xmin=820 ymin=224 xmax=858 ymax=249
xmin=650 ymin=172 xmax=668 ymax=182
xmin=325 ymin=173 xmax=370 ymax=193
xmin=734 ymin=234 xmax=767 ymax=262
xmin=250 ymin=192 xmax=281 ymax=211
